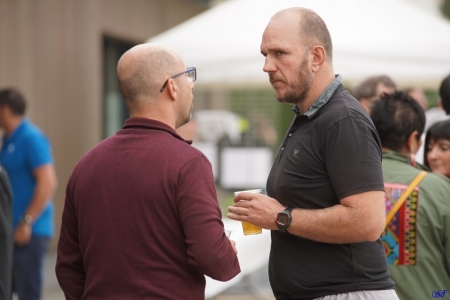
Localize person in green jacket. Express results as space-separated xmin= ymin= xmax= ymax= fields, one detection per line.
xmin=371 ymin=91 xmax=450 ymax=299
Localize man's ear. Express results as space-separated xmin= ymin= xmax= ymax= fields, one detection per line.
xmin=407 ymin=130 xmax=421 ymax=154
xmin=311 ymin=46 xmax=326 ymax=72
xmin=167 ymin=78 xmax=179 ymax=100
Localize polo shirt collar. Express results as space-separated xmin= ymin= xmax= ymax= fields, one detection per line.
xmin=122 ymin=118 xmax=192 ymax=145
xmin=292 ymin=74 xmax=342 ymax=119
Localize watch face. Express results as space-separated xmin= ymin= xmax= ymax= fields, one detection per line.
xmin=278 ymin=214 xmax=289 ymax=225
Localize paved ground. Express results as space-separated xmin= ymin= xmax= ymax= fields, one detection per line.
xmin=41 ymin=251 xmax=62 ymax=300
xmin=34 ymin=251 xmax=274 ymax=300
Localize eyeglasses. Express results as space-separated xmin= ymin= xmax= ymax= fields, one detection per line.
xmin=160 ymin=67 xmax=197 ymax=92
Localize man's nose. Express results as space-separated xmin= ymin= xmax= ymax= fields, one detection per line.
xmin=263 ymin=57 xmax=277 ymax=73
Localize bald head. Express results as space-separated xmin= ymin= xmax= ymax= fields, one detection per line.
xmin=117 ymin=43 xmax=183 ymax=111
xmin=271 ymin=8 xmax=333 ymax=62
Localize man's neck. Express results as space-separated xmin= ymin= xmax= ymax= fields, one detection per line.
xmin=296 ymin=72 xmax=335 ymax=114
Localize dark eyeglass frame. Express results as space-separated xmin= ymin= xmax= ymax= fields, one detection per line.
xmin=160 ymin=67 xmax=196 ymax=92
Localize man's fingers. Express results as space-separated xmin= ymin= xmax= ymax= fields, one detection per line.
xmin=232 ymin=199 xmax=253 ymax=209
xmin=234 ymin=192 xmax=257 ymax=202
xmin=227 ymin=206 xmax=249 ymax=221
xmin=228 ymin=205 xmax=249 ymax=215
xmin=227 ymin=212 xmax=240 ymax=220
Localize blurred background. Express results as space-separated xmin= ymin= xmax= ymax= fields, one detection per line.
xmin=1 ymin=0 xmax=450 ymax=299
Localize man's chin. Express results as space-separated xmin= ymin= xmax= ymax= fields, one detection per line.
xmin=276 ymin=93 xmax=298 ymax=104
xmin=275 ymin=92 xmax=287 ymax=103
xmin=274 ymin=89 xmax=285 ymax=102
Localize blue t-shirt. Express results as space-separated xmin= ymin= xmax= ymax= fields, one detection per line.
xmin=0 ymin=118 xmax=54 ymax=237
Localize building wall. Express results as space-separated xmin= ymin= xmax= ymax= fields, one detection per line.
xmin=0 ymin=0 xmax=207 ymax=248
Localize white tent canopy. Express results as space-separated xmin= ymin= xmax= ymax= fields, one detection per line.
xmin=148 ymin=0 xmax=450 ymax=89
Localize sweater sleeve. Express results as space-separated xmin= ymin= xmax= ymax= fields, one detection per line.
xmin=177 ymin=155 xmax=240 ymax=281
xmin=55 ymin=174 xmax=86 ymax=299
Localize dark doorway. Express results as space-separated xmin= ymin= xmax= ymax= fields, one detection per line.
xmin=103 ymin=36 xmax=136 ymax=138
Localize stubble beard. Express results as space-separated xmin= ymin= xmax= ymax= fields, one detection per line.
xmin=187 ymin=103 xmax=193 ymax=123
xmin=275 ymin=57 xmax=313 ymax=105
xmin=177 ymin=102 xmax=193 ymax=129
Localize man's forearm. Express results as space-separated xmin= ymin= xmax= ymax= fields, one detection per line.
xmin=287 ymin=206 xmax=373 ymax=243
xmin=24 ymin=164 xmax=57 ymax=222
xmin=286 ymin=192 xmax=385 ymax=243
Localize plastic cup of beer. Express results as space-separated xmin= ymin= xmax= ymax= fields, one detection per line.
xmin=234 ymin=189 xmax=263 ymax=235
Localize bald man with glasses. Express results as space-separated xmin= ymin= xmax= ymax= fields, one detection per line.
xmin=56 ymin=43 xmax=240 ymax=300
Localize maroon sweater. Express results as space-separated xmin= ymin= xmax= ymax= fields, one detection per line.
xmin=56 ymin=118 xmax=240 ymax=300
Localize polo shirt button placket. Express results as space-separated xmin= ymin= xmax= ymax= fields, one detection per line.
xmin=282 ymin=133 xmax=293 ymax=151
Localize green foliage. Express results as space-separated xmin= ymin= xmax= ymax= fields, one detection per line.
xmin=442 ymin=0 xmax=450 ymax=20
xmin=219 ymin=191 xmax=235 ymax=216
xmin=425 ymin=90 xmax=440 ymax=108
xmin=230 ymin=89 xmax=294 ymax=148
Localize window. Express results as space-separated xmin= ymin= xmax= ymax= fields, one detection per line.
xmin=103 ymin=37 xmax=136 ymax=138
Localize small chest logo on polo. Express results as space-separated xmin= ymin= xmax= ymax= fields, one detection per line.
xmin=8 ymin=144 xmax=15 ymax=153
xmin=293 ymin=148 xmax=299 ymax=157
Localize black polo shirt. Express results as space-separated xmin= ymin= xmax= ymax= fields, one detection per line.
xmin=267 ymin=75 xmax=394 ymax=300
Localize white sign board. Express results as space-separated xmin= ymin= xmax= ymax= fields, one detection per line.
xmin=220 ymin=147 xmax=273 ymax=189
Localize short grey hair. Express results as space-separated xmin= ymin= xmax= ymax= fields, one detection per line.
xmin=273 ymin=8 xmax=333 ymax=62
xmin=352 ymin=75 xmax=396 ymax=100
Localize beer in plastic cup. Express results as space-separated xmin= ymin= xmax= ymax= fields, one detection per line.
xmin=234 ymin=189 xmax=263 ymax=235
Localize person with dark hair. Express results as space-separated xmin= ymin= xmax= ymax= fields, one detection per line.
xmin=424 ymin=120 xmax=450 ymax=179
xmin=423 ymin=74 xmax=450 ymax=129
xmin=371 ymin=91 xmax=450 ymax=300
xmin=440 ymin=74 xmax=450 ymax=115
xmin=0 ymin=88 xmax=57 ymax=300
xmin=56 ymin=43 xmax=240 ymax=299
xmin=0 ymin=164 xmax=12 ymax=300
xmin=228 ymin=7 xmax=397 ymax=300
xmin=351 ymin=75 xmax=397 ymax=114
xmin=371 ymin=91 xmax=425 ymax=156
xmin=416 ymin=74 xmax=450 ymax=164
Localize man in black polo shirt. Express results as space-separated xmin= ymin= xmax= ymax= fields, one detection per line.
xmin=228 ymin=7 xmax=397 ymax=300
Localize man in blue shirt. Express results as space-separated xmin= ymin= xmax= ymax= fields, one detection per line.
xmin=0 ymin=88 xmax=57 ymax=300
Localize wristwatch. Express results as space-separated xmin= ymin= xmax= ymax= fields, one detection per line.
xmin=276 ymin=207 xmax=293 ymax=233
xmin=21 ymin=214 xmax=33 ymax=226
